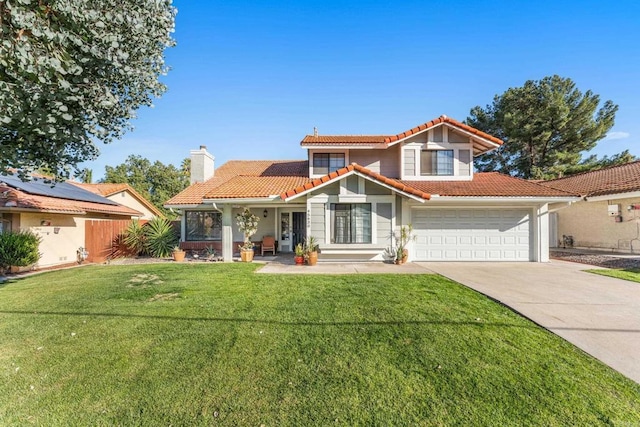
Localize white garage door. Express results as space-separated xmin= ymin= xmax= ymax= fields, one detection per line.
xmin=412 ymin=208 xmax=531 ymax=261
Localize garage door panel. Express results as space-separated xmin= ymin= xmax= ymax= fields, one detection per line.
xmin=412 ymin=208 xmax=531 ymax=261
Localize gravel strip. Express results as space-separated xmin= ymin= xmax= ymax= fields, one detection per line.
xmin=550 ymin=250 xmax=640 ymax=269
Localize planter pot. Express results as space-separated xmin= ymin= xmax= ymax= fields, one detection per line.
xmin=307 ymin=251 xmax=318 ymax=266
xmin=241 ymin=249 xmax=254 ymax=262
xmin=173 ymin=250 xmax=186 ymax=262
xmin=294 ymin=256 xmax=305 ymax=265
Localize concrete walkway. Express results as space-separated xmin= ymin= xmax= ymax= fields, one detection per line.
xmin=423 ymin=260 xmax=640 ymax=384
xmin=256 ymin=258 xmax=434 ymax=274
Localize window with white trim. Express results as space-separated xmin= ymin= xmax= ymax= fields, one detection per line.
xmin=331 ymin=203 xmax=371 ymax=244
xmin=313 ymin=153 xmax=345 ymax=175
xmin=421 ymin=150 xmax=454 ymax=176
xmin=185 ymin=211 xmax=221 ymax=241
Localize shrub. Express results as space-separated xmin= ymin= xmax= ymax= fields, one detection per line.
xmin=120 ymin=218 xmax=178 ymax=258
xmin=144 ymin=217 xmax=178 ymax=258
xmin=122 ymin=220 xmax=147 ymax=256
xmin=0 ymin=230 xmax=41 ymax=272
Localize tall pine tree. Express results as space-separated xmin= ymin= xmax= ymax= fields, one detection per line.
xmin=467 ymin=75 xmax=622 ymax=179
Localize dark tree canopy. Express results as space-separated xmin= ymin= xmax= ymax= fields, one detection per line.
xmin=0 ymin=0 xmax=176 ymax=179
xmin=102 ymin=155 xmax=188 ymax=218
xmin=467 ymin=75 xmax=623 ymax=179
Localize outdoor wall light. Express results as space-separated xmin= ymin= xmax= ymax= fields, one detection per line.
xmin=263 ymin=209 xmax=268 ymax=218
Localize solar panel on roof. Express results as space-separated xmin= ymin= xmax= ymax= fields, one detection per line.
xmin=0 ymin=174 xmax=120 ymax=206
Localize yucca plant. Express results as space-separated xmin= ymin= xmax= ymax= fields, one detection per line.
xmin=122 ymin=220 xmax=147 ymax=256
xmin=144 ymin=217 xmax=178 ymax=258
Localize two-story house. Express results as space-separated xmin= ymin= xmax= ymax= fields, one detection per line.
xmin=165 ymin=116 xmax=578 ymax=262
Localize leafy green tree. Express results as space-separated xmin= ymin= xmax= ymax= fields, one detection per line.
xmin=467 ymin=75 xmax=620 ymax=179
xmin=0 ymin=1 xmax=176 ymax=179
xmin=102 ymin=155 xmax=188 ymax=217
xmin=79 ymin=168 xmax=93 ymax=183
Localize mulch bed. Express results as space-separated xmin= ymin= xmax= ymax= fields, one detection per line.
xmin=550 ymin=250 xmax=640 ymax=269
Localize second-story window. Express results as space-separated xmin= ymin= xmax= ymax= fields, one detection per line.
xmin=313 ymin=153 xmax=345 ymax=175
xmin=421 ymin=150 xmax=454 ymax=176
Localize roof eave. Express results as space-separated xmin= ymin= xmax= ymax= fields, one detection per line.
xmin=0 ymin=207 xmax=88 ymax=215
xmin=585 ymin=190 xmax=640 ymax=202
xmin=302 ymin=143 xmax=388 ymax=149
xmin=419 ymin=196 xmax=580 ymax=203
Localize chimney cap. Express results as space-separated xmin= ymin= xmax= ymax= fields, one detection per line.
xmin=199 ymin=145 xmax=207 ymax=150
xmin=313 ymin=127 xmax=318 ymax=137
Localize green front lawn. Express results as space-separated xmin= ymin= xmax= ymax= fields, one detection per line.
xmin=588 ymin=268 xmax=640 ymax=283
xmin=1 ymin=264 xmax=638 ymax=426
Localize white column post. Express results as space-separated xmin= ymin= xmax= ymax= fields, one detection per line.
xmin=222 ymin=204 xmax=233 ymax=262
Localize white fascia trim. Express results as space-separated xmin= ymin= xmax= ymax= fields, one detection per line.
xmin=413 ymin=196 xmax=579 ymax=204
xmin=283 ymin=170 xmax=427 ymax=203
xmin=283 ymin=170 xmax=358 ymax=201
xmin=585 ymin=191 xmax=640 ymax=202
xmin=163 ymin=204 xmax=202 ymax=210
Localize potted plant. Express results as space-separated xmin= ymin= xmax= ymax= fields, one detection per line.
xmin=394 ymin=224 xmax=415 ymax=264
xmin=236 ymin=208 xmax=260 ymax=262
xmin=172 ymin=245 xmax=186 ymax=262
xmin=294 ymin=243 xmax=305 ymax=265
xmin=304 ymin=235 xmax=319 ymax=266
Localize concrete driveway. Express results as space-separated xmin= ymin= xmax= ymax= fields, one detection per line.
xmin=423 ymin=260 xmax=640 ymax=384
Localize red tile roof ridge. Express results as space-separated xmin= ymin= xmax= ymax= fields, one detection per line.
xmin=300 ymin=116 xmax=503 ymax=147
xmin=279 ymin=163 xmax=430 ymax=201
xmin=384 ymin=115 xmax=503 ymax=146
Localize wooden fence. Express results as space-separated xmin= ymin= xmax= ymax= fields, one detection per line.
xmin=84 ymin=219 xmax=133 ymax=263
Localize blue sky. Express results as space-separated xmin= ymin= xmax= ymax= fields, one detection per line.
xmin=83 ymin=0 xmax=640 ymax=180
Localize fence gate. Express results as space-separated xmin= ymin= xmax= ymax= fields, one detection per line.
xmin=84 ymin=220 xmax=132 ymax=263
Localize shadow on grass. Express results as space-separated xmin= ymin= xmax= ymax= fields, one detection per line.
xmin=0 ymin=309 xmax=542 ymax=329
xmin=3 ymin=310 xmax=639 ymax=333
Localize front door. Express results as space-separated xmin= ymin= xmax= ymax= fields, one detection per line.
xmin=292 ymin=212 xmax=306 ymax=249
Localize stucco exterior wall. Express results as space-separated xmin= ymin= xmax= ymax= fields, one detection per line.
xmin=106 ymin=191 xmax=157 ymax=220
xmin=553 ymin=197 xmax=640 ymax=252
xmin=231 ymin=208 xmax=277 ymax=243
xmin=20 ymin=212 xmax=85 ymax=268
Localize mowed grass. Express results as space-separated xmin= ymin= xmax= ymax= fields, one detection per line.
xmin=0 ymin=264 xmax=639 ymax=426
xmin=588 ymin=267 xmax=640 ymax=283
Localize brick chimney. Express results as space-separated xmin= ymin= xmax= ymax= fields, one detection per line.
xmin=190 ymin=145 xmax=215 ymax=184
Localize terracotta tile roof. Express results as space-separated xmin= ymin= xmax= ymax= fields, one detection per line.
xmin=384 ymin=115 xmax=503 ymax=147
xmin=301 ymin=115 xmax=503 ymax=155
xmin=207 ymin=176 xmax=312 ymax=198
xmin=71 ymin=182 xmax=164 ymax=217
xmin=165 ymin=160 xmax=309 ymax=205
xmin=400 ymin=173 xmax=577 ymax=197
xmin=0 ymin=184 xmax=142 ymax=216
xmin=280 ymin=163 xmax=431 ymax=201
xmin=539 ymin=161 xmax=640 ymax=198
xmin=300 ymin=135 xmax=389 ymax=145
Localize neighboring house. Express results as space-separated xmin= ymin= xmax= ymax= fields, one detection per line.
xmin=0 ymin=174 xmax=142 ymax=268
xmin=165 ymin=115 xmax=577 ymax=262
xmin=541 ymin=161 xmax=640 ymax=252
xmin=71 ymin=182 xmax=163 ymax=220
